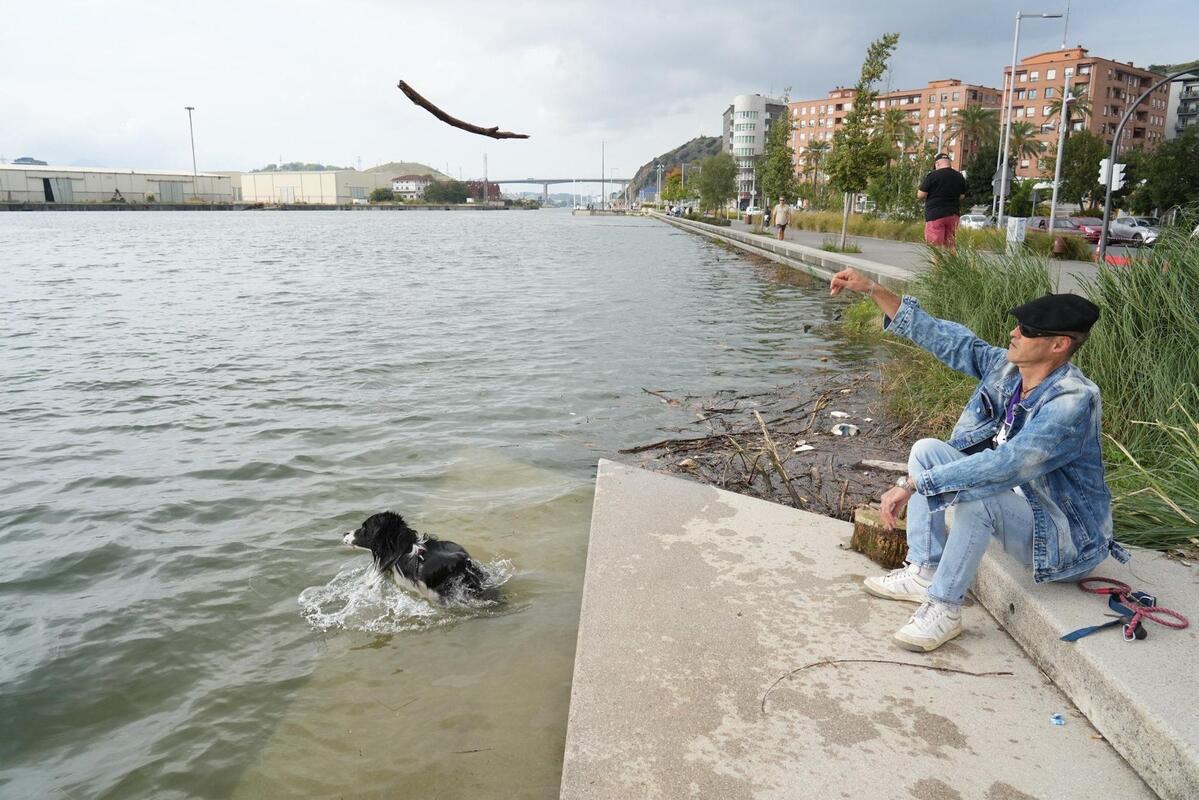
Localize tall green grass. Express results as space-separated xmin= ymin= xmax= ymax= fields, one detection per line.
xmin=852 ymin=235 xmax=1199 ymax=551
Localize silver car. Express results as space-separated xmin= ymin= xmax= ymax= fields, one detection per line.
xmin=1107 ymin=216 xmax=1159 ymax=246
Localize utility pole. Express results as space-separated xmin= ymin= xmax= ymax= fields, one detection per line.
xmin=655 ymin=162 xmax=664 ymax=207
xmin=601 ymin=140 xmax=606 ymax=210
xmin=184 ymin=106 xmax=197 ymax=199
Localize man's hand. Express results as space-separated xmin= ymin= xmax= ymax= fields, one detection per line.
xmin=830 ymin=268 xmax=902 ymax=319
xmin=879 ymin=485 xmax=913 ymax=530
xmin=829 ymin=268 xmax=872 ymax=296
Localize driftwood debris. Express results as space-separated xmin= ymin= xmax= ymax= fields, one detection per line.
xmin=397 ymin=81 xmax=530 ymax=140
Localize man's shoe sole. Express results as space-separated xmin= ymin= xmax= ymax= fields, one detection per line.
xmin=862 ymin=578 xmax=929 ymax=603
xmin=893 ymin=625 xmax=962 ymax=652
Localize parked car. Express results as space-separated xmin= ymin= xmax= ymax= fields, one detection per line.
xmin=1070 ymin=217 xmax=1105 ymax=244
xmin=1028 ymin=216 xmax=1085 ymax=237
xmin=959 ymin=214 xmax=994 ymax=229
xmin=1107 ymin=216 xmax=1160 ymax=246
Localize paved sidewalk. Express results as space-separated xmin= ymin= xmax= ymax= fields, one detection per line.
xmin=666 ymin=212 xmax=1106 ymax=294
xmin=561 ymin=461 xmax=1154 ymax=799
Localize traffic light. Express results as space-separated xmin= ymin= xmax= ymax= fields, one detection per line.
xmin=1111 ymin=163 xmax=1127 ymax=191
xmin=1098 ymin=158 xmax=1111 ymax=186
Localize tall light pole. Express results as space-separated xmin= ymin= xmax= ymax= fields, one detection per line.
xmin=184 ymin=106 xmax=197 ymax=199
xmin=655 ymin=162 xmax=664 ymax=207
xmin=997 ymin=11 xmax=1063 ymax=227
xmin=601 ymin=140 xmax=605 ymax=210
xmin=1047 ymin=73 xmax=1074 ymax=229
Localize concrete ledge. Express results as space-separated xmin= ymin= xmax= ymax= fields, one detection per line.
xmin=975 ymin=543 xmax=1199 ymax=800
xmin=651 ymin=212 xmax=914 ymax=289
xmin=560 ymin=461 xmax=1151 ymax=798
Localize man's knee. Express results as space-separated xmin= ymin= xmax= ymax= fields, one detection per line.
xmin=909 ymin=437 xmax=950 ymax=469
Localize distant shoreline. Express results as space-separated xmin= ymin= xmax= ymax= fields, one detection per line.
xmin=0 ymin=202 xmax=532 ymax=212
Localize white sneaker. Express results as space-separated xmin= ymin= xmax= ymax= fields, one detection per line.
xmin=863 ymin=563 xmax=931 ymax=603
xmin=894 ymin=601 xmax=962 ymax=652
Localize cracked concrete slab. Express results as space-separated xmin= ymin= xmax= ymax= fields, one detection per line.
xmin=560 ymin=460 xmax=1153 ymax=799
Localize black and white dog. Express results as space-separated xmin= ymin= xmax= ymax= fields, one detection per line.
xmin=342 ymin=511 xmax=487 ymax=601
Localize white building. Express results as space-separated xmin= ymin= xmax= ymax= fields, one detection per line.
xmin=722 ymin=94 xmax=787 ymax=209
xmin=228 ymin=170 xmax=393 ymax=204
xmin=0 ymin=164 xmax=233 ymax=203
xmin=391 ymin=174 xmax=433 ymax=200
xmin=1164 ymin=72 xmax=1199 ymax=139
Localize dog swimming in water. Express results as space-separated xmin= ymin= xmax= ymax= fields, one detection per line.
xmin=342 ymin=511 xmax=488 ymax=602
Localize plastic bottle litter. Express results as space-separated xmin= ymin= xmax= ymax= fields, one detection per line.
xmin=829 ymin=411 xmax=851 ymax=419
xmin=831 ymin=423 xmax=860 ymax=437
xmin=1050 ymin=713 xmax=1065 ymax=726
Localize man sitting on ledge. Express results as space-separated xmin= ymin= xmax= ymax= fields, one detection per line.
xmin=828 ymin=268 xmax=1129 ymax=652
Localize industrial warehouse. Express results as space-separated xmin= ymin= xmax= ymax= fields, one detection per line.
xmin=0 ymin=163 xmax=233 ymax=203
xmin=0 ymin=164 xmax=399 ymax=206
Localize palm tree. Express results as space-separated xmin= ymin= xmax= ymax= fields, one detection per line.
xmin=1007 ymin=121 xmax=1045 ymax=163
xmin=1046 ymin=84 xmax=1092 ymax=141
xmin=946 ymin=104 xmax=1000 ymax=159
xmin=803 ymin=140 xmax=830 ymax=184
xmin=876 ymin=107 xmax=918 ymax=158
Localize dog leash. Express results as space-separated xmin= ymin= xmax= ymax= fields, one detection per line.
xmin=1060 ymin=577 xmax=1189 ymax=643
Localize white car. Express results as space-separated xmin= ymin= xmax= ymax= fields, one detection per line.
xmin=959 ymin=214 xmax=994 ymax=229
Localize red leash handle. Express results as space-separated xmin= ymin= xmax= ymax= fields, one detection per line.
xmin=1080 ymin=576 xmax=1190 ymax=641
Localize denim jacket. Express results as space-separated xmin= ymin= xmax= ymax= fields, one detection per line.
xmin=885 ymin=296 xmax=1129 ymax=582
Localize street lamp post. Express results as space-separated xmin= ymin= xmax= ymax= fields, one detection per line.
xmin=997 ymin=11 xmax=1062 ymax=228
xmin=184 ymin=106 xmax=197 ymax=200
xmin=1047 ymin=73 xmax=1074 ymax=229
xmin=601 ymin=140 xmax=605 ymax=210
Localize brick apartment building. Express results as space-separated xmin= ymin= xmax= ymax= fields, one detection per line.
xmin=789 ymin=78 xmax=1003 ymax=178
xmin=1003 ymin=47 xmax=1169 ymax=178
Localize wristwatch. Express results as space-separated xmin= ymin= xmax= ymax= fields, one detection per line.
xmin=895 ymin=475 xmax=915 ymax=491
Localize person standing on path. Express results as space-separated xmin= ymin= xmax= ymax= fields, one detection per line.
xmin=918 ymin=154 xmax=967 ymax=247
xmin=771 ymin=196 xmax=792 ymax=241
xmin=829 ymin=267 xmax=1127 ymax=653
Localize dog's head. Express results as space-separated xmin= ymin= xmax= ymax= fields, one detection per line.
xmin=343 ymin=511 xmax=418 ymax=571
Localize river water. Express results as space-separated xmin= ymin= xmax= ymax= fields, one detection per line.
xmin=0 ymin=209 xmax=878 ymax=799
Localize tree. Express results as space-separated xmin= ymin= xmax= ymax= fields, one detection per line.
xmin=694 ymin=152 xmax=737 ymax=214
xmin=760 ymin=109 xmax=797 ymax=206
xmin=424 ymin=180 xmax=469 ymax=203
xmin=1044 ymin=130 xmax=1105 ymax=209
xmin=369 ymin=187 xmax=395 ymax=203
xmin=1046 ymin=84 xmax=1092 ymax=142
xmin=1127 ymin=126 xmax=1199 ymax=213
xmin=877 ymin=107 xmax=918 ymax=157
xmin=824 ymin=32 xmax=901 ymax=246
xmin=962 ymin=143 xmax=1000 ymax=208
xmin=1006 ymin=121 xmax=1045 ymax=163
xmin=946 ymin=105 xmax=1000 ymax=161
xmin=660 ymin=170 xmax=685 ymax=204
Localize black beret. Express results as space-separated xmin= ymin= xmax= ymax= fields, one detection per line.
xmin=1009 ymin=293 xmax=1100 ymax=334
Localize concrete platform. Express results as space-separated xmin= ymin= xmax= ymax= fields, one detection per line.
xmin=561 ymin=460 xmax=1152 ymax=799
xmin=975 ymin=542 xmax=1198 ymax=799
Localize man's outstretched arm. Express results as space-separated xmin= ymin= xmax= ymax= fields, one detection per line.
xmin=829 ymin=268 xmax=901 ymax=318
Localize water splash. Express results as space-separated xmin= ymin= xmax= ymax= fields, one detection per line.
xmin=298 ymin=558 xmax=514 ymax=633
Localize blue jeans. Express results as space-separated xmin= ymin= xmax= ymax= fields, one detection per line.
xmin=904 ymin=439 xmax=1037 ymax=606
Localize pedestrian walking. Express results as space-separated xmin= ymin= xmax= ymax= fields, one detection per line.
xmin=918 ymin=153 xmax=967 ymax=247
xmin=771 ymin=196 xmax=792 ymax=241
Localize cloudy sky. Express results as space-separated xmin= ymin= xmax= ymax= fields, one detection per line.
xmin=2 ymin=0 xmax=1193 ymax=183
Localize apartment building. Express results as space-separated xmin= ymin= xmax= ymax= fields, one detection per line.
xmin=1002 ymin=47 xmax=1169 ymax=178
xmin=722 ymin=93 xmax=786 ymax=208
xmin=789 ymin=79 xmax=1002 ymax=178
xmin=1164 ymin=72 xmax=1199 ymax=139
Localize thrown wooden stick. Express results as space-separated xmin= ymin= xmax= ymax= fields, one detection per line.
xmin=397 ymin=80 xmax=530 ymax=139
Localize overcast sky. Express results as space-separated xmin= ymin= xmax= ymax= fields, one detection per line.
xmin=2 ymin=0 xmax=1193 ymax=183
